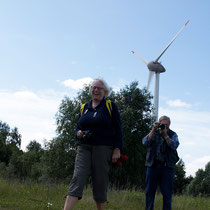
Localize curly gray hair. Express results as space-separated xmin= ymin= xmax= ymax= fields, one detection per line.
xmin=89 ymin=78 xmax=110 ymax=97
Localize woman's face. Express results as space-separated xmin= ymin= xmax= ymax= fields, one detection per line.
xmin=91 ymin=80 xmax=106 ymax=101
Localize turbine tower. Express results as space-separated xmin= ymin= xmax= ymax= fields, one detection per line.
xmin=132 ymin=20 xmax=189 ymax=121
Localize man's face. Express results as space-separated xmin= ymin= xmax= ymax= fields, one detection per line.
xmin=159 ymin=119 xmax=170 ymax=130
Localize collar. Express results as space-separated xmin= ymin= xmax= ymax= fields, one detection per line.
xmin=86 ymin=98 xmax=106 ymax=109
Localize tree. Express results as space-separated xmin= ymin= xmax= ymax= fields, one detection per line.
xmin=0 ymin=121 xmax=10 ymax=163
xmin=24 ymin=140 xmax=44 ymax=181
xmin=0 ymin=121 xmax=22 ymax=164
xmin=0 ymin=121 xmax=10 ymax=143
xmin=41 ymin=137 xmax=76 ymax=183
xmin=7 ymin=127 xmax=21 ymax=148
xmin=173 ymin=159 xmax=189 ymax=194
xmin=7 ymin=149 xmax=24 ymax=179
xmin=187 ymin=161 xmax=210 ymax=196
xmin=56 ymin=97 xmax=81 ymax=150
xmin=201 ymin=162 xmax=210 ymax=195
xmin=26 ymin=140 xmax=43 ymax=153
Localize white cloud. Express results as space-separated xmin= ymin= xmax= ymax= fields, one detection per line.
xmin=62 ymin=77 xmax=93 ymax=90
xmin=182 ymin=141 xmax=196 ymax=146
xmin=0 ymin=90 xmax=63 ymax=150
xmin=167 ymin=99 xmax=192 ymax=108
xmin=14 ymin=91 xmax=40 ymax=100
xmin=112 ymin=79 xmax=127 ymax=93
xmin=186 ymin=156 xmax=210 ymax=176
xmin=183 ymin=154 xmax=192 ymax=159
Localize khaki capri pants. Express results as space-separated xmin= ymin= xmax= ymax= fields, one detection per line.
xmin=67 ymin=144 xmax=113 ymax=203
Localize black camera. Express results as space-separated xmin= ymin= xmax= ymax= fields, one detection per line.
xmin=82 ymin=130 xmax=93 ymax=140
xmin=159 ymin=124 xmax=166 ymax=130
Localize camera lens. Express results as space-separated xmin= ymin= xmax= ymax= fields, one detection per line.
xmin=159 ymin=124 xmax=165 ymax=130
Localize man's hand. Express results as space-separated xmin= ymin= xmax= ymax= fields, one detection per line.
xmin=153 ymin=122 xmax=159 ymax=130
xmin=164 ymin=136 xmax=170 ymax=144
xmin=160 ymin=127 xmax=170 ymax=144
xmin=148 ymin=122 xmax=159 ymax=140
xmin=159 ymin=126 xmax=167 ymax=136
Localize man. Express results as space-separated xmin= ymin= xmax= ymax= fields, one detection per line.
xmin=142 ymin=116 xmax=179 ymax=210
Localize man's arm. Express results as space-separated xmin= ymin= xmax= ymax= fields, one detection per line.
xmin=167 ymin=133 xmax=179 ymax=150
xmin=142 ymin=122 xmax=159 ymax=145
xmin=162 ymin=131 xmax=179 ymax=150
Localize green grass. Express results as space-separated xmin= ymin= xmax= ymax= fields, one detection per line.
xmin=0 ymin=179 xmax=210 ymax=210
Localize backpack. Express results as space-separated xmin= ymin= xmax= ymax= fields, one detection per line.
xmin=80 ymin=100 xmax=112 ymax=117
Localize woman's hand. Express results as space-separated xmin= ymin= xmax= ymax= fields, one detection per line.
xmin=112 ymin=148 xmax=121 ymax=163
xmin=77 ymin=130 xmax=83 ymax=139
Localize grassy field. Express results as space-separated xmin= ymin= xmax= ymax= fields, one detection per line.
xmin=0 ymin=179 xmax=210 ymax=210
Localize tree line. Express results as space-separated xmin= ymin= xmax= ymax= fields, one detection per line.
xmin=0 ymin=82 xmax=209 ymax=197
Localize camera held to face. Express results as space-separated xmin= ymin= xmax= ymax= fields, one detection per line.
xmin=159 ymin=123 xmax=166 ymax=130
xmin=82 ymin=130 xmax=93 ymax=141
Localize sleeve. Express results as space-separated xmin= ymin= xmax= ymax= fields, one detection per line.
xmin=74 ymin=122 xmax=80 ymax=138
xmin=142 ymin=135 xmax=150 ymax=146
xmin=111 ymin=102 xmax=123 ymax=150
xmin=142 ymin=133 xmax=155 ymax=146
xmin=168 ymin=133 xmax=179 ymax=150
xmin=74 ymin=103 xmax=86 ymax=138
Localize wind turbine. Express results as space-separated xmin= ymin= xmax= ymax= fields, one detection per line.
xmin=132 ymin=20 xmax=190 ymax=121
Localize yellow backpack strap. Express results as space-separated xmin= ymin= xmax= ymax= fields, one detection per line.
xmin=106 ymin=100 xmax=112 ymax=117
xmin=80 ymin=103 xmax=85 ymax=116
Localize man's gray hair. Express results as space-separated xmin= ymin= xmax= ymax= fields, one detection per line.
xmin=89 ymin=78 xmax=110 ymax=97
xmin=159 ymin=115 xmax=171 ymax=125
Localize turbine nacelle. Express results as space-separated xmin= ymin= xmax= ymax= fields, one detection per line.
xmin=147 ymin=61 xmax=166 ymax=73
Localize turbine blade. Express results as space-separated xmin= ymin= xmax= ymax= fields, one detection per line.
xmin=147 ymin=71 xmax=155 ymax=91
xmin=131 ymin=51 xmax=148 ymax=65
xmin=155 ymin=20 xmax=190 ymax=62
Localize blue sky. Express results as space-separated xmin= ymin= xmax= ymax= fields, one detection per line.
xmin=0 ymin=0 xmax=210 ymax=177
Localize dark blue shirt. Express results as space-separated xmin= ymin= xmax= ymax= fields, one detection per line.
xmin=75 ymin=98 xmax=123 ymax=150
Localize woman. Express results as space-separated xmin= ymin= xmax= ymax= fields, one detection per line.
xmin=64 ymin=78 xmax=123 ymax=210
